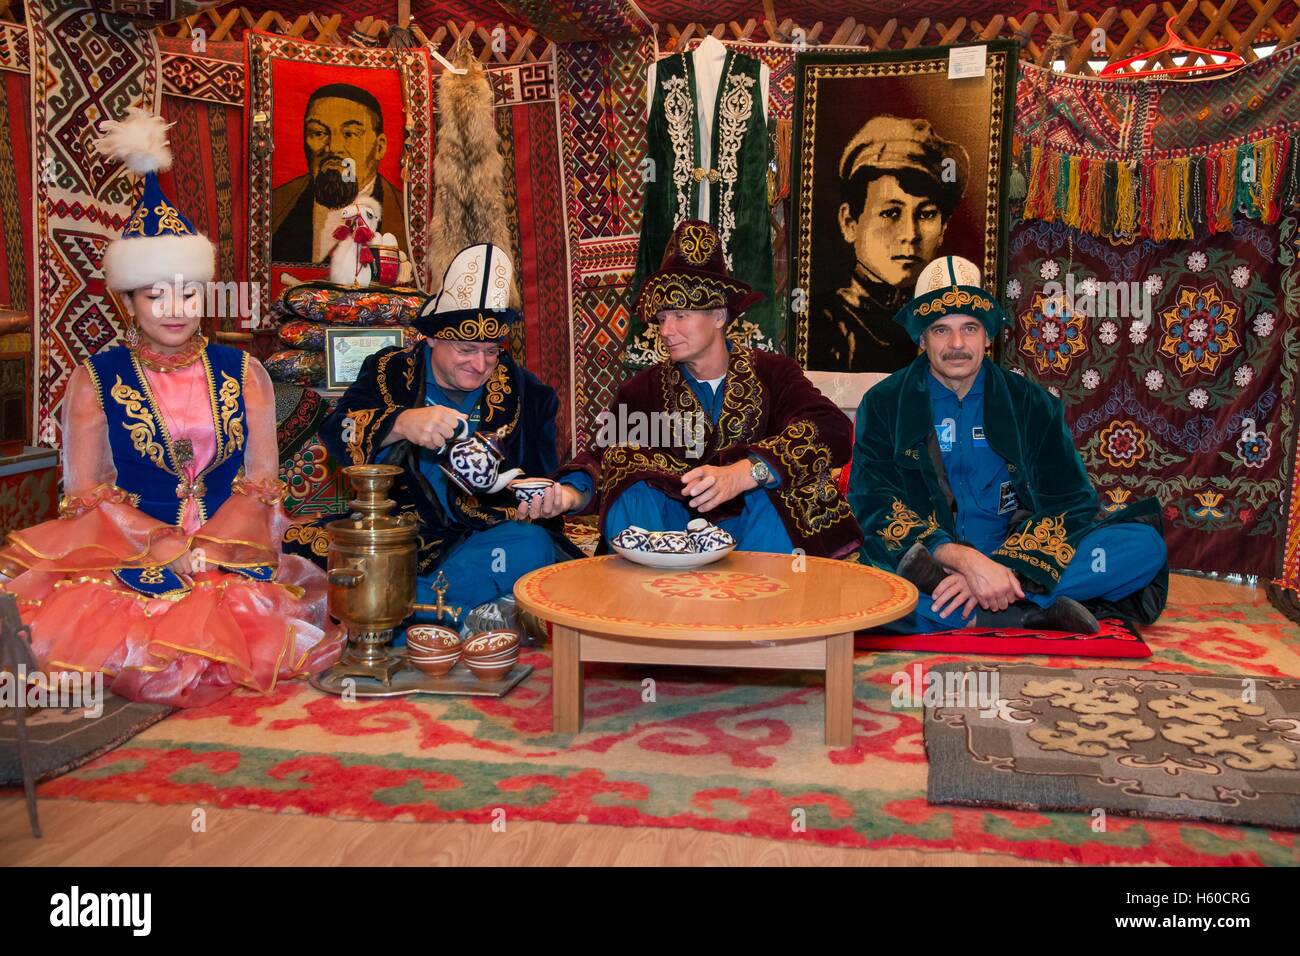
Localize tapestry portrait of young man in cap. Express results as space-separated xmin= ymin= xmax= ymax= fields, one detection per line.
xmin=790 ymin=43 xmax=1018 ymax=375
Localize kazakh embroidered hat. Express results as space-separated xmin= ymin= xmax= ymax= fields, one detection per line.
xmin=94 ymin=108 xmax=215 ymax=292
xmin=415 ymin=243 xmax=519 ymax=341
xmin=635 ymin=219 xmax=764 ymax=324
xmin=892 ymin=255 xmax=1008 ymax=343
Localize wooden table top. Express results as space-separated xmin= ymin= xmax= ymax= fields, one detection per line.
xmin=514 ymin=552 xmax=917 ymax=642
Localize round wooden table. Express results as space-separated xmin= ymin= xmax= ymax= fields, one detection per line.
xmin=514 ymin=552 xmax=917 ymax=746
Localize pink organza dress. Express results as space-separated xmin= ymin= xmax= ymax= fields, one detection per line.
xmin=0 ymin=341 xmax=342 ymax=707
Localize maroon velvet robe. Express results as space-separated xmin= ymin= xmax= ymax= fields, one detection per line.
xmin=560 ymin=345 xmax=862 ymax=558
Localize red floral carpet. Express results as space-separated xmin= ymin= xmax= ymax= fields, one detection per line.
xmin=13 ymin=586 xmax=1300 ymax=865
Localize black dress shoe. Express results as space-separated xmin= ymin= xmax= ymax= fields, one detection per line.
xmin=1023 ymin=596 xmax=1100 ymax=634
xmin=895 ymin=542 xmax=950 ymax=594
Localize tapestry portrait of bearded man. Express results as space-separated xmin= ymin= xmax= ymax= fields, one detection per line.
xmin=271 ymin=81 xmax=410 ymax=264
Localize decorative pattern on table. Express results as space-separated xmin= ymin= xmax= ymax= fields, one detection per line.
xmin=36 ymin=590 xmax=1300 ymax=863
xmin=518 ymin=556 xmax=914 ymax=631
xmin=30 ymin=0 xmax=158 ymax=443
xmin=161 ymin=51 xmax=243 ymax=105
xmin=642 ymin=571 xmax=790 ymax=601
xmin=244 ymin=33 xmax=434 ymax=316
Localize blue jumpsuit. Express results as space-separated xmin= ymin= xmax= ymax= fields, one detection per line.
xmin=577 ymin=365 xmax=794 ymax=553
xmin=899 ymin=366 xmax=1166 ymax=633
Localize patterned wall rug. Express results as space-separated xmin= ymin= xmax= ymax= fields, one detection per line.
xmin=11 ymin=584 xmax=1298 ymax=864
xmin=925 ymin=663 xmax=1300 ymax=830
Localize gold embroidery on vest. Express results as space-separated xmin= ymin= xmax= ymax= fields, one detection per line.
xmin=599 ymin=446 xmax=691 ymax=497
xmin=110 ymin=376 xmax=167 ymax=470
xmin=756 ymin=419 xmax=853 ymax=536
xmin=218 ymin=371 xmax=243 ymax=456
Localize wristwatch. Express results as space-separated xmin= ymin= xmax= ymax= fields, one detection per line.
xmin=748 ymin=454 xmax=774 ymax=488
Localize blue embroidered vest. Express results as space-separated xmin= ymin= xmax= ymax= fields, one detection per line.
xmin=84 ymin=344 xmax=249 ymax=528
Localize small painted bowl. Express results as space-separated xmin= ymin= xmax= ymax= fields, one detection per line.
xmin=611 ymin=525 xmax=652 ymax=551
xmin=465 ymin=653 xmax=519 ymax=683
xmin=649 ymin=531 xmax=693 ymax=553
xmin=686 ymin=517 xmax=735 ymax=552
xmin=405 ymin=625 xmax=462 ymax=676
xmin=463 ymin=631 xmax=520 ymax=681
xmin=510 ymin=477 xmax=555 ymax=505
xmin=463 ymin=631 xmax=521 ymax=658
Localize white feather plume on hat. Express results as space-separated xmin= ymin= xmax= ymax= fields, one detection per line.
xmin=92 ymin=107 xmax=215 ymax=291
xmin=92 ymin=107 xmax=173 ymax=175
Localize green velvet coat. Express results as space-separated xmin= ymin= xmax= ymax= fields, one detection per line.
xmin=849 ymin=356 xmax=1168 ymax=606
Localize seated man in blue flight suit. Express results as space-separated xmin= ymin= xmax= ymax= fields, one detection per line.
xmin=850 ymin=255 xmax=1168 ymax=633
xmin=314 ymin=244 xmax=585 ymax=637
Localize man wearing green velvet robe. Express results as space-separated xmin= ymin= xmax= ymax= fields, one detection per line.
xmin=849 ymin=255 xmax=1168 ymax=633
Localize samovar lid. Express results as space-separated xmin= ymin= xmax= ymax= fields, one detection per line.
xmin=326 ymin=463 xmax=420 ymax=542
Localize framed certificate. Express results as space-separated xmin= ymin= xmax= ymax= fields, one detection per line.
xmin=324 ymin=328 xmax=405 ymax=391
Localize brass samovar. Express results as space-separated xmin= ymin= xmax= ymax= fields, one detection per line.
xmin=311 ymin=463 xmax=453 ymax=694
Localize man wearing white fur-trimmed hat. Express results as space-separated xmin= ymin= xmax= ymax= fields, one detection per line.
xmin=850 ymin=255 xmax=1168 ymax=634
xmin=315 ymin=243 xmax=584 ymax=639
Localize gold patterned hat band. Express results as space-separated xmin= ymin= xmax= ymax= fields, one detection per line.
xmin=894 ymin=284 xmax=1008 ymax=344
xmin=636 ymin=219 xmax=764 ymax=324
xmin=415 ymin=308 xmax=519 ymax=341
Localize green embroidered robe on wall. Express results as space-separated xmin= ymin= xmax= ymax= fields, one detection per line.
xmin=626 ymin=47 xmax=777 ymax=365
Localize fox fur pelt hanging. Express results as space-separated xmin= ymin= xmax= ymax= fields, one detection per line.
xmin=427 ymin=44 xmax=520 ymax=308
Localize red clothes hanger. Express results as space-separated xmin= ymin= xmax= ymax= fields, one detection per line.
xmin=1099 ymin=17 xmax=1245 ymax=79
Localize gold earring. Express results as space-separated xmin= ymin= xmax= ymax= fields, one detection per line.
xmin=124 ymin=320 xmax=140 ymax=349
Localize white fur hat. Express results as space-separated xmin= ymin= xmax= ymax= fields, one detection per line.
xmin=93 ymin=108 xmax=216 ymax=292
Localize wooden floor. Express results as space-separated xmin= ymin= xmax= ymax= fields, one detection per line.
xmin=0 ymin=573 xmax=1280 ymax=867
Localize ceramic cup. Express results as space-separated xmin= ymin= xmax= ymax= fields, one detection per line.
xmin=464 ymin=630 xmax=520 ymax=682
xmin=649 ymin=531 xmax=693 ymax=554
xmin=686 ymin=517 xmax=735 ymax=552
xmin=611 ymin=525 xmax=653 ymax=551
xmin=405 ymin=625 xmax=462 ymax=676
xmin=510 ymin=477 xmax=555 ymax=506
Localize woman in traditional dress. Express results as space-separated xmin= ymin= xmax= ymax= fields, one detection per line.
xmin=0 ymin=109 xmax=340 ymax=707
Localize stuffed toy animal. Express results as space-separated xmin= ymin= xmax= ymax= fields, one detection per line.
xmin=327 ymin=196 xmax=382 ymax=287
